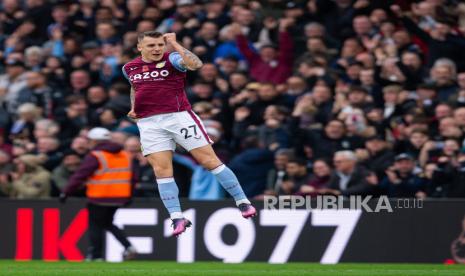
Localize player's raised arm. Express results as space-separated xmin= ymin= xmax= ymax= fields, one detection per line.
xmin=163 ymin=33 xmax=203 ymax=71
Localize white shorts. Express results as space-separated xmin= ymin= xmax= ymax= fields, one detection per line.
xmin=137 ymin=110 xmax=213 ymax=156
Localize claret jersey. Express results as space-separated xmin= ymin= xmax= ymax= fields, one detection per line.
xmin=122 ymin=52 xmax=192 ymax=118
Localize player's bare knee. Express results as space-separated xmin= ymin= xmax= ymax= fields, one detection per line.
xmin=199 ymin=157 xmax=221 ymax=171
xmin=151 ymin=165 xmax=173 ymax=178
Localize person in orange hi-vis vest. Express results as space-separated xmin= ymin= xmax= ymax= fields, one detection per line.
xmin=61 ymin=127 xmax=137 ymax=261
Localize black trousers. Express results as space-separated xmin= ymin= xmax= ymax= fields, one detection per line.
xmin=87 ymin=203 xmax=131 ymax=259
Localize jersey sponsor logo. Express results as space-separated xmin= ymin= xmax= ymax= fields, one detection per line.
xmin=130 ymin=69 xmax=170 ymax=81
xmin=155 ymin=61 xmax=166 ymax=68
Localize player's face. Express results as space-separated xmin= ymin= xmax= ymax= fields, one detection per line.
xmin=138 ymin=36 xmax=166 ymax=61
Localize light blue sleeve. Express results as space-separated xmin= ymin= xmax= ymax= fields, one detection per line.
xmin=169 ymin=52 xmax=187 ymax=72
xmin=52 ymin=41 xmax=64 ymax=58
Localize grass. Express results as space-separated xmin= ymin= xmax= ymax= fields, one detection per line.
xmin=0 ymin=260 xmax=464 ymax=276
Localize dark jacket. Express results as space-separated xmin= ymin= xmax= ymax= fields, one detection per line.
xmin=361 ymin=149 xmax=396 ymax=179
xmin=379 ymin=172 xmax=426 ymax=198
xmin=401 ymin=16 xmax=465 ymax=71
xmin=64 ymin=141 xmax=136 ymax=205
xmin=430 ymin=161 xmax=465 ymax=198
xmin=302 ymin=130 xmax=363 ymax=159
xmin=228 ymin=148 xmax=274 ymax=197
xmin=328 ymin=166 xmax=374 ymax=196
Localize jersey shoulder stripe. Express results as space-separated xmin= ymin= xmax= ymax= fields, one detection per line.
xmin=168 ymin=52 xmax=187 ymax=72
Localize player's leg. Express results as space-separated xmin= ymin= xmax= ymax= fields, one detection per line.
xmin=146 ymin=151 xmax=181 ymax=218
xmin=137 ymin=114 xmax=191 ymax=236
xmin=173 ymin=111 xmax=256 ymax=218
xmin=189 ymin=144 xmax=256 ymax=218
xmin=146 ymin=151 xmax=192 ymax=236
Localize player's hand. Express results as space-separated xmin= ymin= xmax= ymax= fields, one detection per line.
xmin=163 ymin=33 xmax=177 ymax=45
xmin=127 ymin=109 xmax=137 ymax=120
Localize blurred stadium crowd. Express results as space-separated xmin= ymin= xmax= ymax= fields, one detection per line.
xmin=1 ymin=0 xmax=465 ymax=200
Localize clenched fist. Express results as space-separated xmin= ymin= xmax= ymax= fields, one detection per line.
xmin=163 ymin=33 xmax=177 ymax=45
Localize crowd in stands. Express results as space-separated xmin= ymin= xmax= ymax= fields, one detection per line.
xmin=1 ymin=0 xmax=465 ymax=200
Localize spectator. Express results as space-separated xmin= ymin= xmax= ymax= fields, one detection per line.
xmin=0 ymin=59 xmax=28 ymax=113
xmin=394 ymin=129 xmax=429 ymax=159
xmin=430 ymin=58 xmax=459 ymax=101
xmin=256 ymin=105 xmax=290 ymax=151
xmin=35 ymin=136 xmax=62 ymax=171
xmin=430 ymin=152 xmax=465 ymax=197
xmin=68 ymin=70 xmax=92 ymax=95
xmin=328 ymin=150 xmax=374 ymax=196
xmin=246 ymin=82 xmax=293 ymax=125
xmin=393 ymin=5 xmax=465 ymax=71
xmin=86 ymin=85 xmax=109 ymax=126
xmin=265 ymin=148 xmax=294 ymax=195
xmin=9 ymin=154 xmax=51 ymax=199
xmin=419 ymin=138 xmax=461 ymax=167
xmin=380 ymin=153 xmax=427 ymax=198
xmin=51 ymin=150 xmax=82 ymax=195
xmin=454 ymin=107 xmax=465 ymax=133
xmin=233 ymin=18 xmax=294 ymax=84
xmin=191 ymin=21 xmax=219 ymax=63
xmin=95 ymin=21 xmax=119 ymax=45
xmin=279 ymin=158 xmax=311 ymax=195
xmin=297 ymin=120 xmax=362 ymax=159
xmin=299 ymin=159 xmax=333 ymax=196
xmin=17 ymin=71 xmax=64 ymax=118
xmin=124 ymin=136 xmax=156 ymax=197
xmin=228 ymin=137 xmax=274 ymax=198
xmin=33 ymin=119 xmax=60 ymax=140
xmin=0 ymin=149 xmax=13 ymax=196
xmin=55 ymin=95 xmax=88 ymax=141
xmin=10 ymin=103 xmax=42 ymax=142
xmin=70 ymin=136 xmax=90 ymax=157
xmin=125 ymin=0 xmax=146 ymax=32
xmin=24 ymin=46 xmax=45 ymax=71
xmin=358 ymin=134 xmax=395 ymax=180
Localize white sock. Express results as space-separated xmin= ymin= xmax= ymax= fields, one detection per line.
xmin=170 ymin=212 xmax=184 ymax=220
xmin=236 ymin=198 xmax=251 ymax=206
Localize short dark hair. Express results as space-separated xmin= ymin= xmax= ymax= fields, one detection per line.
xmin=349 ymin=85 xmax=368 ymax=94
xmin=288 ymin=158 xmax=307 ymax=167
xmin=410 ymin=128 xmax=428 ymax=136
xmin=417 ymin=83 xmax=437 ymax=92
xmin=138 ymin=31 xmax=163 ymax=42
xmin=66 ymin=95 xmax=86 ymax=106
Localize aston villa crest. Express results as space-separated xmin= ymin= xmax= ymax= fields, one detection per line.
xmin=156 ymin=61 xmax=166 ymax=68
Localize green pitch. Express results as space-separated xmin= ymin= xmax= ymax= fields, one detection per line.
xmin=1 ymin=260 xmax=464 ymax=276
